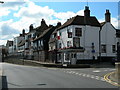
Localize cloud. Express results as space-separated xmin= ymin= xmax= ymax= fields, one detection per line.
xmin=111 ymin=17 xmax=118 ymax=29
xmin=14 ymin=1 xmax=55 ymax=18
xmin=0 ymin=0 xmax=119 ymax=46
xmin=99 ymin=17 xmax=118 ymax=29
xmin=0 ymin=3 xmax=24 ymax=17
xmin=0 ymin=19 xmax=20 ymax=36
xmin=0 ymin=40 xmax=7 ymax=45
xmin=1 ymin=24 xmax=20 ymax=35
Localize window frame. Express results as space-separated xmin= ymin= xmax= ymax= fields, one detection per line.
xmin=75 ymin=28 xmax=82 ymax=37
xmin=101 ymin=44 xmax=106 ymax=53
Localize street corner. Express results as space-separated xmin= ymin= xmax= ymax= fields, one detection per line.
xmin=104 ymin=71 xmax=120 ymax=87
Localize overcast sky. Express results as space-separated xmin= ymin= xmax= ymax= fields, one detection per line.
xmin=0 ymin=0 xmax=119 ymax=45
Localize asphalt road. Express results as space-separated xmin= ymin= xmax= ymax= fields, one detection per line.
xmin=1 ymin=63 xmax=119 ymax=89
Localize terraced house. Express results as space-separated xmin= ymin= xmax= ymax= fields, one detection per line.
xmin=33 ymin=19 xmax=61 ymax=62
xmin=49 ymin=6 xmax=119 ymax=65
xmin=50 ymin=6 xmax=101 ymax=64
xmin=5 ymin=6 xmax=119 ymax=65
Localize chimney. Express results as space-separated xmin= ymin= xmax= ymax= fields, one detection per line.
xmin=105 ymin=9 xmax=111 ymax=23
xmin=22 ymin=29 xmax=25 ymax=35
xmin=29 ymin=24 xmax=33 ymax=32
xmin=41 ymin=19 xmax=46 ymax=26
xmin=84 ymin=6 xmax=90 ymax=24
xmin=56 ymin=22 xmax=61 ymax=28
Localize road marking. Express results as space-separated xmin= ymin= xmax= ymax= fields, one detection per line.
xmin=86 ymin=74 xmax=90 ymax=77
xmin=95 ymin=77 xmax=100 ymax=80
xmin=82 ymin=74 xmax=86 ymax=77
xmin=93 ymin=70 xmax=100 ymax=73
xmin=104 ymin=72 xmax=120 ymax=87
xmin=62 ymin=70 xmax=107 ymax=82
xmin=75 ymin=73 xmax=79 ymax=75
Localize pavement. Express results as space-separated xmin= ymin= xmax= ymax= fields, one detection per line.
xmin=16 ymin=59 xmax=91 ymax=68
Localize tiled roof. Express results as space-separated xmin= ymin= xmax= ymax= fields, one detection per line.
xmin=6 ymin=41 xmax=13 ymax=47
xmin=100 ymin=22 xmax=106 ymax=26
xmin=33 ymin=27 xmax=54 ymax=41
xmin=57 ymin=15 xmax=101 ymax=30
xmin=116 ymin=29 xmax=120 ymax=38
xmin=49 ymin=29 xmax=57 ymax=43
xmin=18 ymin=40 xmax=25 ymax=47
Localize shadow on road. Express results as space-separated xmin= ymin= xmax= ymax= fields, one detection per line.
xmin=2 ymin=76 xmax=8 ymax=90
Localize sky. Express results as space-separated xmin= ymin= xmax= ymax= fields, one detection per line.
xmin=0 ymin=0 xmax=119 ymax=45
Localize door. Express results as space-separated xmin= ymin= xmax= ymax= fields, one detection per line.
xmin=71 ymin=53 xmax=77 ymax=65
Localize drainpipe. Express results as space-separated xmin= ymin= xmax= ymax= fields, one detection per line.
xmin=99 ymin=26 xmax=102 ymax=63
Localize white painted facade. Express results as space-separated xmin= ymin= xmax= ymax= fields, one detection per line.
xmin=100 ymin=22 xmax=117 ymax=57
xmin=13 ymin=36 xmax=24 ymax=54
xmin=8 ymin=46 xmax=14 ymax=55
xmin=57 ymin=25 xmax=100 ymax=61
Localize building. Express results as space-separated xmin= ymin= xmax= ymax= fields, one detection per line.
xmin=17 ymin=29 xmax=26 ymax=58
xmin=6 ymin=40 xmax=14 ymax=56
xmin=24 ymin=24 xmax=36 ymax=59
xmin=33 ymin=19 xmax=59 ymax=62
xmin=13 ymin=30 xmax=26 ymax=56
xmin=100 ymin=10 xmax=117 ymax=61
xmin=55 ymin=6 xmax=101 ymax=64
xmin=48 ymin=22 xmax=61 ymax=63
xmin=0 ymin=45 xmax=7 ymax=62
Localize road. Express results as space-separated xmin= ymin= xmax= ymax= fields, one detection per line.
xmin=1 ymin=63 xmax=119 ymax=89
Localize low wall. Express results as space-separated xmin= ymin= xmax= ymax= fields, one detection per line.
xmin=115 ymin=62 xmax=120 ymax=84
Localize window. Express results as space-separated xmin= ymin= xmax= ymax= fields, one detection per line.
xmin=75 ymin=28 xmax=82 ymax=36
xmin=59 ymin=43 xmax=61 ymax=48
xmin=68 ymin=32 xmax=72 ymax=38
xmin=73 ymin=37 xmax=80 ymax=48
xmin=67 ymin=41 xmax=71 ymax=47
xmin=59 ymin=32 xmax=62 ymax=36
xmin=101 ymin=45 xmax=106 ymax=53
xmin=59 ymin=54 xmax=61 ymax=60
xmin=65 ymin=53 xmax=69 ymax=60
xmin=112 ymin=45 xmax=116 ymax=53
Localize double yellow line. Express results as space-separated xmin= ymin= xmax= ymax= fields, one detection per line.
xmin=104 ymin=72 xmax=120 ymax=87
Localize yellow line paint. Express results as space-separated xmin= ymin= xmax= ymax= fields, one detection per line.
xmin=104 ymin=72 xmax=120 ymax=87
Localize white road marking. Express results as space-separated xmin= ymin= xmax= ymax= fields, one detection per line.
xmin=93 ymin=70 xmax=100 ymax=73
xmin=95 ymin=77 xmax=100 ymax=80
xmin=75 ymin=73 xmax=79 ymax=75
xmin=101 ymin=78 xmax=106 ymax=81
xmin=62 ymin=70 xmax=106 ymax=82
xmin=86 ymin=74 xmax=90 ymax=77
xmin=82 ymin=74 xmax=86 ymax=77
